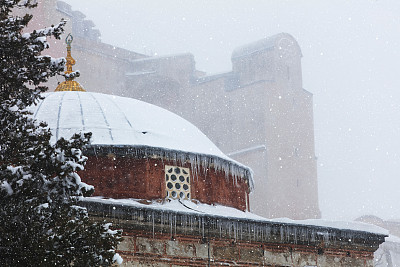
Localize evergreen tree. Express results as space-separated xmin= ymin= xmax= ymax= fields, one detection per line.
xmin=0 ymin=1 xmax=122 ymax=266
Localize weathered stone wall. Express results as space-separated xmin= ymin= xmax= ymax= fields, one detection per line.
xmin=118 ymin=234 xmax=374 ymax=267
xmin=82 ymin=202 xmax=382 ymax=267
xmin=229 ymin=34 xmax=319 ymax=219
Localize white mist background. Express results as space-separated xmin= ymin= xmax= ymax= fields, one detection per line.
xmin=62 ymin=0 xmax=400 ymax=221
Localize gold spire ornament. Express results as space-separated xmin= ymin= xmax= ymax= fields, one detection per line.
xmin=55 ymin=34 xmax=86 ymax=92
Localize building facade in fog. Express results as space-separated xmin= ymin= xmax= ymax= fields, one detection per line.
xmin=26 ymin=0 xmax=320 ymax=220
xmin=27 ymin=36 xmax=386 ymax=267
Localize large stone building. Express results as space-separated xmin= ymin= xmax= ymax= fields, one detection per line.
xmin=23 ymin=0 xmax=319 ymax=220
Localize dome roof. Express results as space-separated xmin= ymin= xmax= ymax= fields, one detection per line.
xmin=30 ymin=91 xmax=226 ymax=158
xmin=28 ymin=92 xmax=253 ymax=188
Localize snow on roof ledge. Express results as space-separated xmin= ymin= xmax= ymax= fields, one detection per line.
xmin=272 ymin=218 xmax=389 ymax=236
xmin=82 ymin=197 xmax=389 ymax=238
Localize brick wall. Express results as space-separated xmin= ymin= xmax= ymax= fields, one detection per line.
xmin=118 ymin=233 xmax=374 ymax=267
xmin=82 ymin=202 xmax=382 ymax=267
xmin=80 ymin=151 xmax=249 ymax=211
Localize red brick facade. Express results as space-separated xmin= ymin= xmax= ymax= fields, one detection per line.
xmin=80 ymin=150 xmax=250 ymax=211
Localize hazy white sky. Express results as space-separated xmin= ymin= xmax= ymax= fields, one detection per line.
xmin=63 ymin=0 xmax=400 ymax=221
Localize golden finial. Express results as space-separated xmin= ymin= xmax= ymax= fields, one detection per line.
xmin=64 ymin=34 xmax=75 ymax=77
xmin=55 ymin=33 xmax=86 ymax=92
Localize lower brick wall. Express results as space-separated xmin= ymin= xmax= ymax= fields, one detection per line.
xmin=82 ymin=201 xmax=383 ymax=267
xmin=116 ymin=231 xmax=373 ymax=267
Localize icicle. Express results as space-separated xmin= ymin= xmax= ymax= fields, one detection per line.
xmin=201 ymin=217 xmax=205 ymax=237
xmin=240 ymin=222 xmax=243 ymax=240
xmin=173 ymin=214 xmax=177 ymax=236
xmin=234 ymin=221 xmax=238 ymax=241
xmin=183 ymin=214 xmax=187 ymax=234
xmin=169 ymin=213 xmax=173 ymax=236
xmin=152 ymin=211 xmax=155 ymax=238
xmin=311 ymin=229 xmax=316 ymax=242
xmin=218 ymin=220 xmax=222 ymax=238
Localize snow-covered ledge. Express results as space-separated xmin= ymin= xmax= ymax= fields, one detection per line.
xmin=81 ymin=197 xmax=387 ymax=245
xmin=80 ymin=197 xmax=387 ymax=266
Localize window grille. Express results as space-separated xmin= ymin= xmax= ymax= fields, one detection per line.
xmin=165 ymin=165 xmax=191 ymax=200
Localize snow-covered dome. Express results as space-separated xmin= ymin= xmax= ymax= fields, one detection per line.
xmin=29 ymin=91 xmax=253 ymax=186
xmin=29 ymin=91 xmax=254 ymax=189
xmin=30 ymin=91 xmax=227 ymax=159
xmin=27 ymin=35 xmax=253 ymax=196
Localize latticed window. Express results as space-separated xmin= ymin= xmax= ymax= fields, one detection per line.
xmin=165 ymin=165 xmax=191 ymax=200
